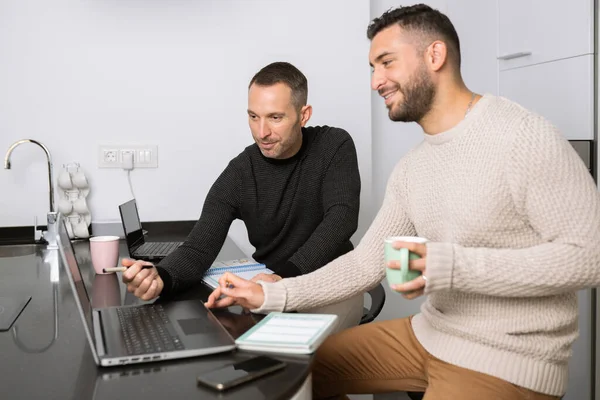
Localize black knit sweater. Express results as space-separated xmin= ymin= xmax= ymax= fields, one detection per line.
xmin=156 ymin=125 xmax=361 ymax=296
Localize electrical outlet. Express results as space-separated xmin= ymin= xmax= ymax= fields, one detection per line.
xmin=98 ymin=145 xmax=158 ymax=168
xmin=103 ymin=149 xmax=118 ymax=164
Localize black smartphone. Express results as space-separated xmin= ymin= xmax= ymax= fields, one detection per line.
xmin=196 ymin=355 xmax=286 ymax=391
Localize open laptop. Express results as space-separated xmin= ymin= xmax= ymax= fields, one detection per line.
xmin=56 ymin=214 xmax=236 ymax=367
xmin=118 ymin=199 xmax=183 ymax=261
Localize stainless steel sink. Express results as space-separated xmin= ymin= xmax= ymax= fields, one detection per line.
xmin=0 ymin=244 xmax=44 ymax=258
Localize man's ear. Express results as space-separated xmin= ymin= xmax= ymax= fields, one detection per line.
xmin=426 ymin=40 xmax=449 ymax=72
xmin=299 ymin=105 xmax=312 ymax=126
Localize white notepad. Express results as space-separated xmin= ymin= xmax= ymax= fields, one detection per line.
xmin=202 ymin=258 xmax=273 ymax=289
xmin=235 ymin=312 xmax=338 ymax=354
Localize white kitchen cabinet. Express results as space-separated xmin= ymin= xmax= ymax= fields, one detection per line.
xmin=499 ymin=54 xmax=593 ymax=140
xmin=497 ymin=0 xmax=593 ymax=70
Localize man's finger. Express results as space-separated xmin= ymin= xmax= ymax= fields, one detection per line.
xmin=131 ymin=268 xmax=152 ymax=288
xmin=122 ymin=260 xmax=146 ymax=282
xmin=402 ymin=288 xmax=424 ymax=300
xmin=122 ymin=262 xmax=141 ymax=283
xmin=211 ymin=296 xmax=237 ymax=309
xmin=122 ymin=260 xmax=154 ymax=282
xmin=205 ymin=286 xmax=236 ymax=308
xmin=205 ymin=287 xmax=223 ymax=307
xmin=135 ymin=274 xmax=154 ymax=297
xmin=252 ymin=273 xmax=276 ymax=282
xmin=142 ymin=276 xmax=163 ymax=300
xmin=409 ymin=258 xmax=426 ymax=271
xmin=121 ymin=258 xmax=137 ymax=267
xmin=393 ymin=241 xmax=427 ymax=257
xmin=251 ymin=273 xmax=269 ymax=282
xmin=220 ymin=284 xmax=253 ymax=300
xmin=141 ymin=280 xmax=159 ymax=301
xmin=217 ymin=272 xmax=233 ymax=288
xmin=392 ymin=275 xmax=425 ymax=293
xmin=218 ymin=272 xmax=249 ymax=289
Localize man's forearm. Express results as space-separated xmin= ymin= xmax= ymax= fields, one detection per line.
xmin=425 ymin=241 xmax=600 ymax=297
xmin=156 ymin=245 xmax=217 ymax=296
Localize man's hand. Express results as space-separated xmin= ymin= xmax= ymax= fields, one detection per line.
xmin=121 ymin=258 xmax=164 ymax=301
xmin=205 ymin=272 xmax=265 ymax=310
xmin=250 ymin=273 xmax=282 ymax=283
xmin=387 ymin=241 xmax=428 ymax=300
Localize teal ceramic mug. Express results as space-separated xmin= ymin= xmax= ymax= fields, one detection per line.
xmin=384 ymin=236 xmax=428 ymax=289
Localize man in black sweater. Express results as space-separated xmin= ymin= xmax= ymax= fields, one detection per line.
xmin=122 ymin=62 xmax=362 ymax=310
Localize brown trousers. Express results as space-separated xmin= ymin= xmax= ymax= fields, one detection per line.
xmin=312 ymin=317 xmax=562 ymax=400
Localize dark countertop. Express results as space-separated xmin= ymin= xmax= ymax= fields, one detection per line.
xmin=0 ymin=228 xmax=311 ymax=400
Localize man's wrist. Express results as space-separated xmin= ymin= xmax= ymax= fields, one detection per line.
xmin=423 ymin=242 xmax=454 ymax=293
xmin=251 ymin=281 xmax=287 ymax=313
xmin=155 ymin=266 xmax=173 ymax=297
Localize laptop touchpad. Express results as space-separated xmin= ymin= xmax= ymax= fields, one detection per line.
xmin=178 ymin=318 xmax=213 ymax=335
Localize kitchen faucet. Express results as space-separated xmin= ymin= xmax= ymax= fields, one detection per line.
xmin=4 ymin=139 xmax=58 ymax=249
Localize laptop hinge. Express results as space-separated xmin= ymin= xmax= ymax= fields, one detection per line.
xmin=93 ymin=310 xmax=107 ymax=357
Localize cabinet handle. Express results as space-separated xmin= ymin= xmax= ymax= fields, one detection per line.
xmin=497 ymin=51 xmax=532 ymax=60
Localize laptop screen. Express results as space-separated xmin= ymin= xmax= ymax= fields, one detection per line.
xmin=56 ymin=215 xmax=97 ymax=360
xmin=119 ymin=199 xmax=144 ymax=249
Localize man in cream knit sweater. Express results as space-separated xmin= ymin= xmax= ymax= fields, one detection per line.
xmin=206 ymin=4 xmax=600 ymax=399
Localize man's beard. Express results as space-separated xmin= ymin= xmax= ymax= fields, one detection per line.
xmin=388 ymin=66 xmax=436 ymax=123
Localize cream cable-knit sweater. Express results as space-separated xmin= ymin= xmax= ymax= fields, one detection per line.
xmin=253 ymin=94 xmax=600 ymax=396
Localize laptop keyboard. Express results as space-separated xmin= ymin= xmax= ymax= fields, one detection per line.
xmin=116 ymin=305 xmax=185 ymax=355
xmin=137 ymin=242 xmax=181 ymax=256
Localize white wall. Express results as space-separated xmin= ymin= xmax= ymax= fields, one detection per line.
xmin=0 ymin=0 xmax=373 ymax=240
xmin=369 ymin=0 xmax=499 ymax=320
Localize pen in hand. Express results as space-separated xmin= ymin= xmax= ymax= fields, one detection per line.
xmin=103 ymin=264 xmax=154 ymax=273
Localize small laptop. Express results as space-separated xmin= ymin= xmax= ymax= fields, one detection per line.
xmin=118 ymin=199 xmax=183 ymax=261
xmin=56 ymin=214 xmax=236 ymax=367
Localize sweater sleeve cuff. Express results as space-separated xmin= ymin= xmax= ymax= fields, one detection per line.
xmin=250 ymin=280 xmax=288 ymax=314
xmin=155 ymin=266 xmax=174 ymax=298
xmin=424 ymin=242 xmax=454 ymax=294
xmin=276 ymin=260 xmax=302 ymax=278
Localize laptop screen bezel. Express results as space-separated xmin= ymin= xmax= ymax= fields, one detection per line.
xmin=118 ymin=199 xmax=145 ymax=251
xmin=56 ymin=213 xmax=101 ymax=365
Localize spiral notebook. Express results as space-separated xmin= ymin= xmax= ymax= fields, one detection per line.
xmin=202 ymin=258 xmax=273 ymax=289
xmin=235 ymin=312 xmax=339 ymax=354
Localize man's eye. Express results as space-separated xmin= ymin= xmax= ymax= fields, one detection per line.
xmin=382 ymin=60 xmax=392 ymax=67
xmin=272 ymin=116 xmax=281 ymax=121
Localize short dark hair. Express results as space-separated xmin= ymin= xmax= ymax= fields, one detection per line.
xmin=367 ymin=4 xmax=461 ymax=69
xmin=248 ymin=62 xmax=308 ymax=110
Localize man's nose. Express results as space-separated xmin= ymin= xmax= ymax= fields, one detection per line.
xmin=258 ymin=121 xmax=271 ymax=139
xmin=371 ymin=68 xmax=386 ymax=91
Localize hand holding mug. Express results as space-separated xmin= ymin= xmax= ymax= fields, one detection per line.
xmin=385 ymin=236 xmax=428 ymax=299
